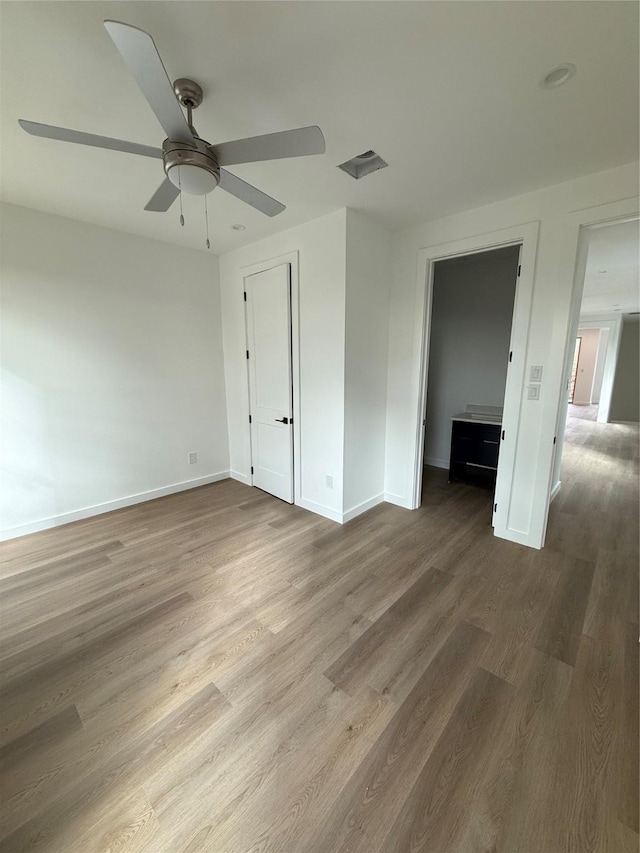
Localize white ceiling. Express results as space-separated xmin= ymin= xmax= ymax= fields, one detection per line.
xmin=581 ymin=219 xmax=640 ymax=316
xmin=1 ymin=1 xmax=638 ymax=255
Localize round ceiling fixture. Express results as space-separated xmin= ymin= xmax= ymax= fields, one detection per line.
xmin=163 ymin=138 xmax=220 ymax=195
xmin=541 ymin=63 xmax=577 ymax=89
xmin=232 ymin=224 xmax=246 ymax=231
xmin=167 ymin=164 xmax=218 ymax=195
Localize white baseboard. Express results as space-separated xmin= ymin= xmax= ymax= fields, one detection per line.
xmin=295 ymin=496 xmax=342 ymax=524
xmin=343 ymin=493 xmax=385 ymax=524
xmin=550 ymin=480 xmax=562 ymax=503
xmin=424 ymin=456 xmax=449 ymax=470
xmin=230 ymin=470 xmax=251 ymax=486
xmin=0 ymin=472 xmax=230 ymax=541
xmin=383 ymin=491 xmax=414 ymax=510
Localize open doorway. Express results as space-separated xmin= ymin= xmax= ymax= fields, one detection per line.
xmin=567 ymin=327 xmax=605 ymax=420
xmin=564 ymin=218 xmax=639 ymax=424
xmin=419 ymin=245 xmax=521 ymax=518
xmin=567 ymin=336 xmax=581 ymax=404
xmin=551 ymin=215 xmax=639 ymax=513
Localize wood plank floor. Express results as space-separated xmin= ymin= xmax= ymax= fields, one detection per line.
xmin=1 ymin=413 xmax=638 ymax=852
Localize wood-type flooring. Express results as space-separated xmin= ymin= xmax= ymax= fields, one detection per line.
xmin=1 ymin=412 xmax=638 ymax=852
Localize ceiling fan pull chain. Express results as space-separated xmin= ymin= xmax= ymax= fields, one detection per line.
xmin=204 ymin=195 xmax=211 ymax=249
xmin=178 ymin=168 xmax=184 ymax=226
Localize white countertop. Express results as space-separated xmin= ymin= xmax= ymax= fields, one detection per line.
xmin=451 ymin=413 xmax=502 ymax=425
xmin=451 ymin=405 xmax=503 ymax=426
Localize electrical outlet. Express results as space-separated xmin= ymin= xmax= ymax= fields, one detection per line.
xmin=527 ymin=385 xmax=540 ymax=401
xmin=325 ymin=474 xmax=333 ymax=489
xmin=188 ymin=451 xmax=197 ymax=464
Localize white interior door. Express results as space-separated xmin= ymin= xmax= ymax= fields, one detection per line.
xmin=246 ymin=264 xmax=294 ymax=503
xmin=492 ymin=243 xmax=522 ymax=528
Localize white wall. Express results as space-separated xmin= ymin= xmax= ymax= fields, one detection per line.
xmin=573 ymin=327 xmax=600 ymax=404
xmin=610 ymin=314 xmax=640 ymax=422
xmin=343 ymin=209 xmax=391 ymax=517
xmin=423 ymin=248 xmax=518 ymax=468
xmin=590 ymin=327 xmax=609 ymax=404
xmin=1 ymin=203 xmax=228 ymax=539
xmin=384 ymin=161 xmax=638 ymax=548
xmin=219 ymin=209 xmax=348 ymax=520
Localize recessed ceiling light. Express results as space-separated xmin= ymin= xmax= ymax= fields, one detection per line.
xmin=541 ymin=63 xmax=577 ymax=89
xmin=232 ymin=224 xmax=246 ymax=231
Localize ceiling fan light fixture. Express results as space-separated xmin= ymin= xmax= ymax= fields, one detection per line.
xmin=167 ymin=163 xmax=218 ymax=195
xmin=162 ymin=137 xmax=220 ymax=195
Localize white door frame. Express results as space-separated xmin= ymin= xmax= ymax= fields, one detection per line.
xmin=548 ymin=198 xmax=639 ymax=513
xmin=240 ymin=251 xmax=301 ymax=504
xmin=574 ymin=315 xmax=623 ymax=423
xmin=411 ymin=221 xmax=539 ymax=545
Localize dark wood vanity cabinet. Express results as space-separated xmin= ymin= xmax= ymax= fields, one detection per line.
xmin=449 ymin=419 xmax=501 ymax=485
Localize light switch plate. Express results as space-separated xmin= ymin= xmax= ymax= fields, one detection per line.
xmin=527 ymin=384 xmax=540 ymax=400
xmin=530 ymin=365 xmax=543 ymax=382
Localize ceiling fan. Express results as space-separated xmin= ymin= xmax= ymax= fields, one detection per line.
xmin=18 ymin=20 xmax=325 ymax=217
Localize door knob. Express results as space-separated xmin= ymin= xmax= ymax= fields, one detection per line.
xmin=275 ymin=417 xmax=289 ymax=424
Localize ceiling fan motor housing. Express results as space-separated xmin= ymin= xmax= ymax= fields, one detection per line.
xmin=162 ymin=137 xmax=220 ymax=195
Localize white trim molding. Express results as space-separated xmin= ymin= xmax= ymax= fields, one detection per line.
xmin=574 ymin=314 xmax=623 ymax=423
xmin=240 ymin=251 xmax=301 ymax=504
xmin=384 ymin=492 xmax=414 ymax=510
xmin=293 ymin=494 xmax=386 ymax=525
xmin=296 ymin=497 xmax=342 ymax=524
xmin=410 ymin=221 xmax=540 ymax=548
xmin=343 ymin=494 xmax=385 ymax=524
xmin=542 ymin=196 xmax=639 ymax=545
xmin=0 ymin=472 xmax=230 ymax=541
xmin=424 ymin=457 xmax=449 ymax=470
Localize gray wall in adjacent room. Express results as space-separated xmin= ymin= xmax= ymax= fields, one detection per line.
xmin=424 ymin=246 xmax=519 ymax=467
xmin=610 ymin=315 xmax=640 ymax=422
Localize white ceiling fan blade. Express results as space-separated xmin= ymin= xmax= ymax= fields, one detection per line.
xmin=218 ymin=169 xmax=285 ymax=217
xmin=144 ymin=178 xmax=180 ymax=212
xmin=211 ymin=126 xmax=325 ymax=167
xmin=104 ymin=20 xmax=192 ymax=143
xmin=18 ymin=120 xmax=163 ymax=159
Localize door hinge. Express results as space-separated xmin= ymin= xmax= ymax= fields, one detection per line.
xmin=243 ymin=291 xmax=247 ymax=302
xmin=246 ymin=350 xmax=249 ymax=360
xmin=517 ymin=264 xmax=521 ymax=277
xmin=501 ymin=430 xmax=505 ymax=441
xmin=251 ymin=466 xmax=254 ymax=475
xmin=553 ymin=435 xmax=557 ymax=445
xmin=493 ymin=502 xmax=498 ymax=513
xmin=249 ymin=415 xmax=252 ymax=424
xmin=509 ymin=351 xmax=513 ymax=363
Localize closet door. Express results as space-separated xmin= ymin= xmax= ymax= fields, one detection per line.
xmin=245 ymin=264 xmax=294 ymax=503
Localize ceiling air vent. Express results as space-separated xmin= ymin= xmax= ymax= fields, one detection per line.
xmin=338 ymin=150 xmax=387 ymax=179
